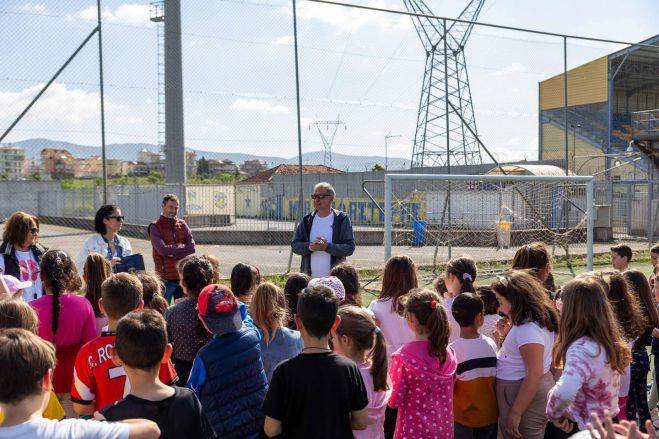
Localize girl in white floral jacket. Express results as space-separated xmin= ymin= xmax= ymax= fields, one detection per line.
xmin=546 ymin=275 xmax=631 ymax=433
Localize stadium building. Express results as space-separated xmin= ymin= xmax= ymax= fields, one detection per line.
xmin=538 ymin=34 xmax=659 ymax=178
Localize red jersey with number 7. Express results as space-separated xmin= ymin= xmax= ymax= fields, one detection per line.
xmin=71 ymin=331 xmax=178 ymax=411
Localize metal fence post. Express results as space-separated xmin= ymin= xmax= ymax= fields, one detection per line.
xmin=384 ymin=174 xmax=392 ymax=262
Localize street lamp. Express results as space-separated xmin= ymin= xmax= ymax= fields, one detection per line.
xmin=570 ymin=123 xmax=581 ymax=174
xmin=384 ymin=132 xmax=401 ymax=171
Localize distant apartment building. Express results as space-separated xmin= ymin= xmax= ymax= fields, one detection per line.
xmin=75 ymin=156 xmax=102 ymax=178
xmin=41 ymin=148 xmax=75 ymax=179
xmin=240 ymin=159 xmax=268 ymax=177
xmin=208 ymin=159 xmax=239 ymax=174
xmin=0 ymin=145 xmax=26 ymax=180
xmin=135 ymin=148 xmax=196 ymax=177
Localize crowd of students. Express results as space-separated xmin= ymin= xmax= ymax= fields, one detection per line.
xmin=0 ymin=216 xmax=658 ymax=439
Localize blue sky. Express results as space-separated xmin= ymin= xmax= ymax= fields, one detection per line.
xmin=0 ymin=0 xmax=657 ymax=164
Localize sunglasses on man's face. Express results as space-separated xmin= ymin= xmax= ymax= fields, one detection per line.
xmin=311 ymin=194 xmax=332 ymax=200
xmin=107 ymin=215 xmax=125 ymax=222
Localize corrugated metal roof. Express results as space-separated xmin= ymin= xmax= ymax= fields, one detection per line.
xmin=485 ymin=164 xmax=572 ymax=176
xmin=236 ymin=164 xmax=344 ymax=185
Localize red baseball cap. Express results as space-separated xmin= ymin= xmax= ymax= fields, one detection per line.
xmin=197 ymin=284 xmax=242 ymax=334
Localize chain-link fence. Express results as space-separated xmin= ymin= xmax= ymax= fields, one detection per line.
xmin=0 ymin=2 xmax=657 ymax=273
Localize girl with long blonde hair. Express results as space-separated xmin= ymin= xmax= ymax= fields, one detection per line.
xmin=546 ymin=275 xmax=631 ymax=433
xmin=252 ymin=281 xmax=303 ymax=381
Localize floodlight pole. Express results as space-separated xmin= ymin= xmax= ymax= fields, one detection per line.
xmin=97 ymin=0 xmax=108 ymax=204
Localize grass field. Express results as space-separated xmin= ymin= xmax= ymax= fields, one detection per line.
xmin=252 ymin=249 xmax=656 ymax=307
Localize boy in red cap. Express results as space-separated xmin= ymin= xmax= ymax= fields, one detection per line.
xmin=187 ymin=284 xmax=267 ymax=439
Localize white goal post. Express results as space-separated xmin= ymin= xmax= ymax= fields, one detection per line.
xmin=383 ymin=173 xmax=595 ymax=270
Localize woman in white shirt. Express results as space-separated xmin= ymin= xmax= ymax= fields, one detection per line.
xmin=77 ymin=205 xmax=132 ymax=270
xmin=493 ymin=270 xmax=559 ymax=439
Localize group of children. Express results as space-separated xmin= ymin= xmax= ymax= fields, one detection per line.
xmin=0 ymin=239 xmax=658 ymax=439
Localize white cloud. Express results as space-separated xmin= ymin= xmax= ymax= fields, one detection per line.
xmin=68 ymin=4 xmax=151 ymax=26
xmin=231 ymin=98 xmax=291 ymax=114
xmin=490 ymin=63 xmax=527 ymax=76
xmin=272 ymin=35 xmax=294 ymax=45
xmin=505 ymin=137 xmax=520 ymax=146
xmin=287 ymin=1 xmax=411 ymax=33
xmin=17 ymin=3 xmax=47 ymax=14
xmin=0 ymin=82 xmax=123 ymax=124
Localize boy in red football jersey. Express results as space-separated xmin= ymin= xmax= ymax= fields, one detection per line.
xmin=71 ymin=273 xmax=178 ymax=415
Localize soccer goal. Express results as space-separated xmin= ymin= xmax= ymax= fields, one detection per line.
xmin=383 ymin=174 xmax=595 ymax=270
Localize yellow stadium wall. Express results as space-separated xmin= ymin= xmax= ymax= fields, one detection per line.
xmin=540 ymin=123 xmax=647 ymax=178
xmin=540 ymin=56 xmax=609 ymax=110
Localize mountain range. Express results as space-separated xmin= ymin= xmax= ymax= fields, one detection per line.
xmin=4 ymin=138 xmax=410 ymax=171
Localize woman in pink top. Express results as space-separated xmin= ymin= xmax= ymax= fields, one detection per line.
xmin=388 ymin=289 xmax=457 ymax=439
xmin=334 ymin=305 xmax=390 ymax=439
xmin=31 ymin=250 xmax=96 ymax=416
xmin=546 ymin=275 xmax=631 ymax=433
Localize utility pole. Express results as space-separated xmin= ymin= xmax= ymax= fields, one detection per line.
xmin=385 ymin=132 xmax=401 ymax=171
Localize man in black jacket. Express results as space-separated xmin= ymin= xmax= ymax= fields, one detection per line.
xmin=291 ymin=183 xmax=355 ymax=277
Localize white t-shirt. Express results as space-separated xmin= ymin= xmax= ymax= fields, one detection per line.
xmin=0 ymin=418 xmax=129 ymax=439
xmin=0 ymin=249 xmax=43 ymax=301
xmin=368 ymin=298 xmax=415 ymax=360
xmin=309 ymin=212 xmax=334 ymax=278
xmin=442 ymin=296 xmax=461 ymax=343
xmin=496 ymin=321 xmax=556 ymax=380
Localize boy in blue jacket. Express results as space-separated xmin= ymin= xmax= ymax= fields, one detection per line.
xmin=188 ymin=284 xmax=267 ymax=439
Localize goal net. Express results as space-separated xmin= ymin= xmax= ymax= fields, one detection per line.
xmin=383 ymin=174 xmax=595 ymax=272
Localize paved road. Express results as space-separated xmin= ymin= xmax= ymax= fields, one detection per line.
xmin=9 ymin=224 xmax=650 ymax=276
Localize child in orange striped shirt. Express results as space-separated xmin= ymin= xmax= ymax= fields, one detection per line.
xmin=449 ymin=293 xmax=498 ymax=439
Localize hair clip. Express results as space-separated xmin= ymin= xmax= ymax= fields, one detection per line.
xmin=462 ymin=273 xmax=473 ymax=282
xmin=430 ymin=300 xmax=438 ymax=309
xmin=373 ymin=326 xmax=381 ymax=334
xmin=497 ymin=275 xmax=509 ymax=287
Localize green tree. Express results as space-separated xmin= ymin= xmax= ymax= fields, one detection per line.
xmin=371 ymin=163 xmax=385 ymax=171
xmin=197 ymin=156 xmax=209 ymax=175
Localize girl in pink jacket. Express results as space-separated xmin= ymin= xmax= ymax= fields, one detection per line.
xmin=388 ymin=289 xmax=457 ymax=439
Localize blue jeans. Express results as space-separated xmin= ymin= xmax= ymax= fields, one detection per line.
xmin=164 ymin=279 xmax=183 ymax=304
xmin=454 ymin=422 xmax=497 ymax=439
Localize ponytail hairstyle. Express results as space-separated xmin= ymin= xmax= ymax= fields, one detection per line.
xmin=623 ymin=269 xmax=659 ymax=332
xmin=200 ymin=254 xmax=221 ymax=283
xmin=83 ymin=253 xmax=112 ymax=317
xmin=336 ymin=305 xmax=388 ymax=391
xmin=445 ymin=257 xmax=477 ymax=294
xmin=553 ymin=275 xmax=631 ymax=373
xmin=380 ymin=255 xmax=418 ymax=312
xmin=400 ymin=289 xmax=450 ymax=363
xmin=178 ymin=256 xmax=215 ymax=339
xmin=597 ymin=269 xmax=644 ymax=341
xmin=135 ymin=271 xmax=169 ymax=317
xmin=40 ymin=250 xmax=83 ymax=341
xmin=252 ymin=282 xmax=289 ymax=345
